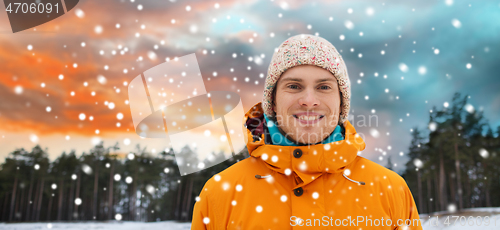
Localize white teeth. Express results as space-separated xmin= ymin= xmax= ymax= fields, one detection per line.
xmin=297 ymin=115 xmax=320 ymax=121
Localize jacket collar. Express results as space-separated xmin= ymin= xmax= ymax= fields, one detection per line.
xmin=263 ymin=113 xmax=344 ymax=146
xmin=244 ymin=102 xmax=366 ymax=189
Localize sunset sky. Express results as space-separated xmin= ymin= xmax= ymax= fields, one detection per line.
xmin=1 ymin=0 xmax=499 ymax=174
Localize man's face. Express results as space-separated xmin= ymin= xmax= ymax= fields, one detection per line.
xmin=273 ymin=65 xmax=341 ymax=144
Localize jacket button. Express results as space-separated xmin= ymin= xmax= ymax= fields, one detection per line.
xmin=294 ymin=187 xmax=303 ymax=197
xmin=293 ymin=149 xmax=303 ymax=158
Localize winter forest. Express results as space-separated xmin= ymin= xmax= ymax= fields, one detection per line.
xmin=402 ymin=93 xmax=500 ymax=214
xmin=0 ymin=141 xmax=248 ymax=222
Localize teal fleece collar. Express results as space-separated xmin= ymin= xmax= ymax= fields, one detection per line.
xmin=263 ymin=114 xmax=344 ymax=146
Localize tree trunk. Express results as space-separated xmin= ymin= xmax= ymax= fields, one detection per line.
xmin=128 ymin=184 xmax=133 ymax=220
xmin=31 ymin=179 xmax=40 ymax=220
xmin=186 ymin=177 xmax=194 ymax=220
xmin=439 ymin=152 xmax=447 ymax=211
xmin=68 ymin=175 xmax=75 ymax=221
xmin=130 ymin=192 xmax=133 ymax=221
xmin=25 ymin=173 xmax=34 ymax=221
xmin=0 ymin=193 xmax=4 ymax=221
xmin=138 ymin=185 xmax=143 ymax=221
xmin=454 ymin=142 xmax=463 ymax=210
xmin=130 ymin=175 xmax=137 ymax=221
xmin=93 ymin=162 xmax=99 ymax=220
xmin=483 ymin=162 xmax=491 ymax=207
xmin=100 ymin=190 xmax=105 ymax=220
xmin=465 ymin=171 xmax=471 ymax=208
xmin=485 ymin=182 xmax=491 ymax=207
xmin=180 ymin=176 xmax=194 ymax=221
xmin=3 ymin=192 xmax=10 ymax=221
xmin=108 ymin=160 xmax=115 ymax=220
xmin=83 ymin=194 xmax=88 ymax=220
xmin=57 ymin=179 xmax=64 ymax=220
xmin=434 ymin=170 xmax=439 ymax=211
xmin=47 ymin=193 xmax=53 ymax=220
xmin=449 ymin=173 xmax=456 ymax=206
xmin=103 ymin=189 xmax=108 ymax=220
xmin=426 ymin=177 xmax=432 ymax=213
xmin=181 ymin=178 xmax=190 ymax=221
xmin=416 ymin=170 xmax=423 ymax=215
xmin=35 ymin=177 xmax=45 ymax=221
xmin=74 ymin=170 xmax=81 ymax=220
xmin=18 ymin=186 xmax=25 ymax=221
xmin=175 ymin=179 xmax=183 ymax=220
xmin=9 ymin=175 xmax=18 ymax=221
xmin=14 ymin=185 xmax=21 ymax=221
xmin=0 ymin=193 xmax=3 ymax=221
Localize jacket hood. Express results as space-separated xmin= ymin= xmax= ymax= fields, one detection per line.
xmin=244 ymin=102 xmax=366 ymax=189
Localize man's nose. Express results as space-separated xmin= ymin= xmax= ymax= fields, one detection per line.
xmin=298 ymin=89 xmax=320 ymax=108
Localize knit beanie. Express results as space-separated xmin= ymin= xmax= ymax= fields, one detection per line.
xmin=262 ymin=34 xmax=351 ymax=124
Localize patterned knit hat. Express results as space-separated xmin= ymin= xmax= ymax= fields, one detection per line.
xmin=262 ymin=34 xmax=351 ymax=124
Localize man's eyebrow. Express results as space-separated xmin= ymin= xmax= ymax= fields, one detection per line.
xmin=315 ymin=78 xmax=336 ymax=83
xmin=280 ymin=77 xmax=335 ymax=83
xmin=280 ymin=78 xmax=303 ymax=82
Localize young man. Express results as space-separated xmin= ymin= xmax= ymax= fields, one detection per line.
xmin=191 ymin=34 xmax=423 ymax=229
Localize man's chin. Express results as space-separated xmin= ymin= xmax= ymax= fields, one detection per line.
xmin=290 ymin=131 xmax=323 ymax=143
xmin=296 ymin=139 xmax=322 ymax=145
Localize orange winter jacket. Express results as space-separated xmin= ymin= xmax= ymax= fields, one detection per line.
xmin=191 ymin=102 xmax=423 ymax=230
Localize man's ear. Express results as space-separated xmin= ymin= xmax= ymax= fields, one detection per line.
xmin=272 ymin=101 xmax=277 ymax=114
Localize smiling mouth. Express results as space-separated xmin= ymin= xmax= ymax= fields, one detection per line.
xmin=293 ymin=115 xmax=325 ymax=121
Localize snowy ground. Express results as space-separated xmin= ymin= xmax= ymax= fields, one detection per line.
xmin=0 ymin=221 xmax=192 ymax=230
xmin=1 ymin=208 xmax=500 ymax=230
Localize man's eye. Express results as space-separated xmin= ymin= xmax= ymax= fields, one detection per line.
xmin=288 ymin=84 xmax=299 ymax=89
xmin=319 ymin=85 xmax=331 ymax=90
